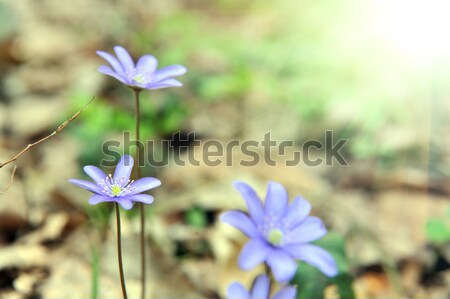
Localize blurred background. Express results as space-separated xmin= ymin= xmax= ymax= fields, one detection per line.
xmin=0 ymin=0 xmax=449 ymax=298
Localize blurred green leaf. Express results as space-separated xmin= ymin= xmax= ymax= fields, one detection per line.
xmin=292 ymin=232 xmax=355 ymax=299
xmin=0 ymin=2 xmax=16 ymax=40
xmin=91 ymin=246 xmax=100 ymax=299
xmin=425 ymin=218 xmax=450 ymax=244
xmin=185 ymin=207 xmax=207 ymax=228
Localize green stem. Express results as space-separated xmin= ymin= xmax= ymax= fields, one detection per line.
xmin=115 ymin=203 xmax=128 ymax=299
xmin=134 ymin=89 xmax=146 ymax=299
xmin=90 ymin=245 xmax=99 ymax=299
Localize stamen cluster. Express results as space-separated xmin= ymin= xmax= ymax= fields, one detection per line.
xmin=98 ymin=174 xmax=135 ymax=197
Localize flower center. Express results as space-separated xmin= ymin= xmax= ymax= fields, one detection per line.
xmin=98 ymin=174 xmax=135 ymax=197
xmin=132 ymin=74 xmax=147 ymax=84
xmin=268 ymin=228 xmax=284 ymax=246
xmin=129 ymin=67 xmax=153 ymax=85
xmin=111 ymin=185 xmax=122 ymax=196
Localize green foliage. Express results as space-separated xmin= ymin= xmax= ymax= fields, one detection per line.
xmin=67 ymin=90 xmax=187 ymax=167
xmin=0 ymin=2 xmax=16 ymax=40
xmin=185 ymin=206 xmax=208 ymax=228
xmin=292 ymin=232 xmax=355 ymax=299
xmin=85 ymin=203 xmax=113 ymax=230
xmin=425 ymin=205 xmax=450 ymax=245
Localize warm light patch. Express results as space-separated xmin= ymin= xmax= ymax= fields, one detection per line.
xmin=372 ymin=0 xmax=450 ymax=61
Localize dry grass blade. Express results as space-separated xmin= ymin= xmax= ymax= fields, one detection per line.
xmin=0 ymin=165 xmax=17 ymax=195
xmin=0 ymin=97 xmax=95 ymax=169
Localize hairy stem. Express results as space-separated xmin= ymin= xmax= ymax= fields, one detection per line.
xmin=134 ymin=89 xmax=146 ymax=299
xmin=115 ymin=203 xmax=128 ymax=299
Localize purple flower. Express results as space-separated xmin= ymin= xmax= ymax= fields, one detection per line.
xmin=96 ymin=45 xmax=187 ymax=90
xmin=69 ymin=155 xmax=161 ymax=210
xmin=221 ymin=181 xmax=338 ymax=283
xmin=227 ymin=274 xmax=296 ymax=299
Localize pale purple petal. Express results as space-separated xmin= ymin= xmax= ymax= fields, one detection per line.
xmin=283 ymin=244 xmax=338 ymax=277
xmin=250 ymin=275 xmax=270 ymax=299
xmin=273 ymin=286 xmax=297 ymax=299
xmin=220 ymin=211 xmax=259 ymax=238
xmin=146 ymin=78 xmax=183 ymax=90
xmin=284 ymin=196 xmax=312 ymax=228
xmin=265 ymin=181 xmax=288 ymax=217
xmin=88 ymin=194 xmax=111 ymax=205
xmin=98 ymin=65 xmax=128 ymax=84
xmin=266 ymin=250 xmax=298 ymax=283
xmin=69 ymin=179 xmax=101 ymax=194
xmin=83 ymin=165 xmax=107 ymax=185
xmin=129 ymin=177 xmax=161 ymax=195
xmin=136 ymin=55 xmax=158 ymax=74
xmin=125 ymin=194 xmax=154 ymax=204
xmin=233 ymin=181 xmax=264 ymax=223
xmin=238 ymin=239 xmax=270 ymax=270
xmin=117 ymin=199 xmax=133 ymax=210
xmin=113 ymin=155 xmax=134 ymax=183
xmin=96 ymin=51 xmax=125 ymax=76
xmin=227 ymin=283 xmax=249 ymax=299
xmin=286 ymin=216 xmax=327 ymax=244
xmin=153 ymin=65 xmax=187 ymax=83
xmin=114 ymin=46 xmax=135 ymax=71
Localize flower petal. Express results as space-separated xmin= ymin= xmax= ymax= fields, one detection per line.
xmin=250 ymin=274 xmax=270 ymax=299
xmin=126 ymin=194 xmax=154 ymax=204
xmin=88 ymin=194 xmax=111 ymax=205
xmin=238 ymin=238 xmax=270 ymax=270
xmin=284 ymin=196 xmax=311 ymax=228
xmin=146 ymin=78 xmax=183 ymax=90
xmin=220 ymin=211 xmax=259 ymax=238
xmin=287 ymin=216 xmax=327 ymax=244
xmin=227 ymin=282 xmax=249 ymax=299
xmin=283 ymin=244 xmax=338 ymax=277
xmin=266 ymin=250 xmax=298 ymax=283
xmin=273 ymin=286 xmax=297 ymax=299
xmin=69 ymin=179 xmax=101 ymax=194
xmin=129 ymin=177 xmax=161 ymax=195
xmin=83 ymin=165 xmax=107 ymax=185
xmin=233 ymin=181 xmax=264 ymax=223
xmin=153 ymin=65 xmax=187 ymax=82
xmin=98 ymin=65 xmax=128 ymax=84
xmin=114 ymin=46 xmax=135 ymax=71
xmin=96 ymin=51 xmax=125 ymax=76
xmin=265 ymin=181 xmax=288 ymax=217
xmin=113 ymin=155 xmax=134 ymax=184
xmin=117 ymin=199 xmax=133 ymax=210
xmin=136 ymin=55 xmax=158 ymax=74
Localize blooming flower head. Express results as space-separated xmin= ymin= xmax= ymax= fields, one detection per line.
xmin=69 ymin=155 xmax=161 ymax=210
xmin=227 ymin=274 xmax=296 ymax=299
xmin=96 ymin=45 xmax=187 ymax=90
xmin=221 ymin=181 xmax=338 ymax=283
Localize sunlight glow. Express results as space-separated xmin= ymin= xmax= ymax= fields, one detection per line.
xmin=373 ymin=0 xmax=450 ymax=61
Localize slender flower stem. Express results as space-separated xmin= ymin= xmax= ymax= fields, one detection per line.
xmin=134 ymin=89 xmax=146 ymax=299
xmin=264 ymin=263 xmax=274 ymax=291
xmin=115 ymin=203 xmax=128 ymax=299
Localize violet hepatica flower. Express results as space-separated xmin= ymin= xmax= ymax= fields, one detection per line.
xmin=96 ymin=45 xmax=187 ymax=90
xmin=69 ymin=155 xmax=161 ymax=210
xmin=221 ymin=181 xmax=338 ymax=283
xmin=227 ymin=274 xmax=296 ymax=299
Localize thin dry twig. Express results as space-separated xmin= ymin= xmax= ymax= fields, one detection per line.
xmin=0 ymin=97 xmax=95 ymax=169
xmin=0 ymin=165 xmax=17 ymax=194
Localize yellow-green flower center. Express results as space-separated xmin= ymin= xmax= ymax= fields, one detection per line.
xmin=111 ymin=185 xmax=122 ymax=197
xmin=133 ymin=74 xmax=147 ymax=84
xmin=268 ymin=228 xmax=284 ymax=246
xmin=133 ymin=74 xmax=150 ymax=84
